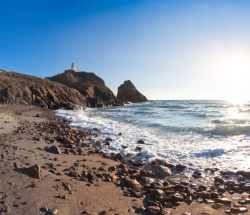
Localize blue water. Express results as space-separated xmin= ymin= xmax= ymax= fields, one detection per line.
xmin=57 ymin=100 xmax=250 ymax=171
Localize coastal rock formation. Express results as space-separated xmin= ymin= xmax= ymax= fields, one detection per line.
xmin=47 ymin=70 xmax=117 ymax=107
xmin=116 ymin=80 xmax=148 ymax=104
xmin=0 ymin=71 xmax=87 ymax=109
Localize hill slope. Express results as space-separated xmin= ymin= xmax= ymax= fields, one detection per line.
xmin=0 ymin=71 xmax=87 ymax=109
xmin=47 ymin=70 xmax=117 ymax=107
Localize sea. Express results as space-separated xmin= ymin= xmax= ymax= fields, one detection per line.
xmin=57 ymin=100 xmax=250 ymax=172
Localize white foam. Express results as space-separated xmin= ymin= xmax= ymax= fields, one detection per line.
xmin=56 ymin=108 xmax=250 ymax=171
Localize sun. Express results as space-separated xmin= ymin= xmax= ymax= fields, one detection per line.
xmin=215 ymin=52 xmax=250 ymax=102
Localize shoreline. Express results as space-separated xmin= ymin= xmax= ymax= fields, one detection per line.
xmin=0 ymin=105 xmax=249 ymax=214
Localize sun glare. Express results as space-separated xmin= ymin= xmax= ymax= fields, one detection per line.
xmin=215 ymin=52 xmax=250 ymax=102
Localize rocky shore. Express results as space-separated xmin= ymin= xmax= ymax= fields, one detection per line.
xmin=0 ymin=105 xmax=250 ymax=215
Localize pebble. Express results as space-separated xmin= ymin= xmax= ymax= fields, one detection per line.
xmin=147 ymin=205 xmax=161 ymax=215
xmin=151 ymin=164 xmax=171 ymax=179
xmin=23 ymin=164 xmax=41 ymax=179
xmin=215 ymin=197 xmax=231 ymax=205
xmin=150 ymin=189 xmax=165 ymax=201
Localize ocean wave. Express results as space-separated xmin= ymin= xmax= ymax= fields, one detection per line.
xmin=56 ymin=101 xmax=250 ymax=172
xmin=157 ymin=105 xmax=186 ymax=110
xmin=193 ymin=148 xmax=225 ymax=158
xmin=205 ymin=125 xmax=250 ymax=136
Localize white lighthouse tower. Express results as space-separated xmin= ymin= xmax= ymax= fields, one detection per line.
xmin=71 ymin=63 xmax=77 ymax=72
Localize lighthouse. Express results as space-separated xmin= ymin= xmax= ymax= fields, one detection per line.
xmin=71 ymin=63 xmax=77 ymax=72
xmin=64 ymin=63 xmax=77 ymax=73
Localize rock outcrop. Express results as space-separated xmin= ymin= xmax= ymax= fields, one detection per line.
xmin=47 ymin=70 xmax=117 ymax=107
xmin=116 ymin=80 xmax=148 ymax=104
xmin=0 ymin=71 xmax=87 ymax=109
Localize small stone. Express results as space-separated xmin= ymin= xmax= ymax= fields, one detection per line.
xmin=13 ymin=162 xmax=20 ymax=169
xmin=51 ymin=208 xmax=58 ymax=215
xmin=61 ymin=195 xmax=67 ymax=199
xmin=23 ymin=164 xmax=41 ymax=179
xmin=214 ymin=176 xmax=224 ymax=185
xmin=161 ymin=208 xmax=171 ymax=215
xmin=47 ymin=145 xmax=61 ymax=154
xmin=151 ymin=181 xmax=164 ymax=190
xmin=225 ymin=180 xmax=236 ymax=188
xmin=151 ymin=164 xmax=171 ymax=179
xmin=236 ymin=170 xmax=250 ymax=178
xmin=242 ymin=183 xmax=250 ymax=191
xmin=211 ymin=203 xmax=223 ymax=209
xmin=176 ymin=164 xmax=187 ymax=172
xmin=181 ymin=212 xmax=191 ymax=215
xmin=150 ymin=189 xmax=165 ymax=201
xmin=170 ymin=193 xmax=184 ymax=202
xmin=113 ymin=153 xmax=123 ymax=161
xmin=140 ymin=176 xmax=155 ymax=187
xmin=231 ymin=206 xmax=248 ymax=213
xmin=137 ymin=139 xmax=145 ymax=144
xmin=147 ymin=205 xmax=161 ymax=215
xmin=215 ymin=197 xmax=231 ymax=205
xmin=124 ymin=178 xmax=141 ymax=192
xmin=192 ymin=170 xmax=202 ymax=178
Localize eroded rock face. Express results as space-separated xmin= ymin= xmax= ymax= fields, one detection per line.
xmin=0 ymin=71 xmax=87 ymax=109
xmin=47 ymin=70 xmax=117 ymax=107
xmin=116 ymin=80 xmax=148 ymax=104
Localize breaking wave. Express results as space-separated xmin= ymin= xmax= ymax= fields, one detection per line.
xmin=56 ymin=100 xmax=250 ymax=171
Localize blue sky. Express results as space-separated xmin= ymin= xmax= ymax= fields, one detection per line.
xmin=1 ymin=0 xmax=250 ymax=100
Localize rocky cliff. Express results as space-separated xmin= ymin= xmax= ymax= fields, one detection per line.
xmin=0 ymin=71 xmax=87 ymax=109
xmin=116 ymin=80 xmax=148 ymax=104
xmin=47 ymin=70 xmax=117 ymax=107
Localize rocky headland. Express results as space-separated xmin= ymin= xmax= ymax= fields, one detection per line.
xmin=47 ymin=69 xmax=117 ymax=107
xmin=117 ymin=80 xmax=148 ymax=104
xmin=0 ymin=68 xmax=149 ymax=109
xmin=0 ymin=71 xmax=87 ymax=110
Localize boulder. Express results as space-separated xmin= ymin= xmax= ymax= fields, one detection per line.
xmin=116 ymin=80 xmax=148 ymax=104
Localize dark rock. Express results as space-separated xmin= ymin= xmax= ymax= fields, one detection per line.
xmin=224 ymin=180 xmax=236 ymax=189
xmin=147 ymin=205 xmax=161 ymax=215
xmin=230 ymin=206 xmax=248 ymax=213
xmin=169 ymin=193 xmax=184 ymax=202
xmin=215 ymin=197 xmax=231 ymax=205
xmin=214 ymin=176 xmax=224 ymax=185
xmin=151 ymin=181 xmax=164 ymax=190
xmin=237 ymin=170 xmax=250 ymax=178
xmin=0 ymin=71 xmax=86 ymax=109
xmin=139 ymin=176 xmax=155 ymax=187
xmin=150 ymin=189 xmax=165 ymax=201
xmin=151 ymin=165 xmax=171 ymax=179
xmin=137 ymin=139 xmax=145 ymax=144
xmin=116 ymin=80 xmax=148 ymax=104
xmin=161 ymin=208 xmax=171 ymax=215
xmin=242 ymin=183 xmax=250 ymax=191
xmin=47 ymin=145 xmax=61 ymax=154
xmin=47 ymin=69 xmax=117 ymax=107
xmin=124 ymin=178 xmax=142 ymax=192
xmin=175 ymin=164 xmax=187 ymax=172
xmin=23 ymin=164 xmax=41 ymax=179
xmin=113 ymin=153 xmax=123 ymax=161
xmin=192 ymin=170 xmax=202 ymax=178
